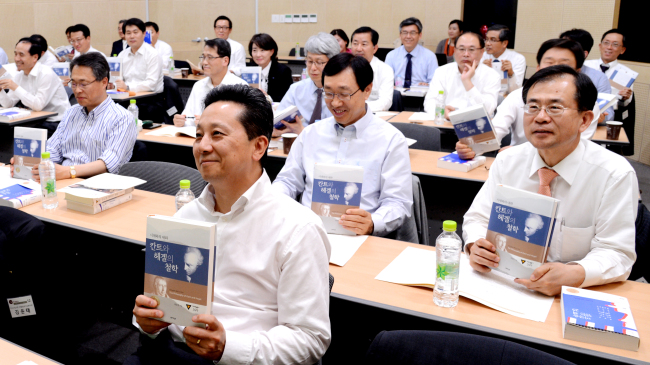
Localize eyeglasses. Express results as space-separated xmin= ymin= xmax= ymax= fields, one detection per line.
xmin=485 ymin=38 xmax=502 ymax=43
xmin=602 ymin=41 xmax=622 ymax=49
xmin=306 ymin=60 xmax=327 ymax=68
xmin=400 ymin=31 xmax=419 ymax=37
xmin=199 ymin=55 xmax=224 ymax=61
xmin=523 ymin=103 xmax=579 ymax=117
xmin=323 ymin=88 xmax=361 ymax=101
xmin=456 ymin=47 xmax=483 ymax=54
xmin=214 ymin=26 xmax=230 ymax=31
xmin=70 ymin=79 xmax=98 ymax=90
xmin=70 ymin=37 xmax=86 ymax=45
xmin=351 ymin=42 xmax=371 ymax=48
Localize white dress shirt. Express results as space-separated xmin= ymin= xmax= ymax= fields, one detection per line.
xmin=118 ymin=43 xmax=163 ymax=93
xmin=277 ymin=79 xmax=332 ymax=126
xmin=181 ymin=72 xmax=248 ymax=117
xmin=423 ymin=62 xmax=501 ymax=116
xmin=584 ymin=58 xmax=633 ymax=106
xmin=0 ymin=62 xmax=70 ymax=121
xmin=47 ymin=95 xmax=137 ymax=173
xmin=226 ymin=38 xmax=247 ymax=75
xmin=72 ymin=46 xmax=106 ymax=59
xmin=0 ymin=47 xmax=8 ymax=65
xmin=134 ymin=172 xmax=332 ymax=364
xmin=38 ymin=51 xmax=59 ymax=67
xmin=481 ymin=49 xmax=527 ymax=90
xmin=154 ymin=40 xmax=174 ymax=69
xmin=259 ymin=62 xmax=271 ymax=93
xmin=492 ymin=88 xmax=600 ymax=146
xmin=272 ymin=107 xmax=413 ymax=236
xmin=367 ymin=56 xmax=394 ymax=112
xmin=463 ymin=140 xmax=638 ymax=288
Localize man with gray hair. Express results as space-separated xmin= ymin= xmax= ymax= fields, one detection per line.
xmin=385 ymin=17 xmax=438 ymax=87
xmin=274 ymin=32 xmax=339 ymax=136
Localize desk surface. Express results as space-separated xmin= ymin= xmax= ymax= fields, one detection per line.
xmin=0 ymin=111 xmax=58 ymax=127
xmin=20 ymin=178 xmax=177 ymax=246
xmin=390 ymin=111 xmax=454 ymax=129
xmin=329 ymin=237 xmax=650 ymax=364
xmin=171 ymin=74 xmax=206 ymax=82
xmin=110 ymin=91 xmax=159 ymax=101
xmin=592 ymin=125 xmax=630 ymax=145
xmin=0 ymin=337 xmax=62 ymax=365
xmin=138 ymin=129 xmax=195 ymax=147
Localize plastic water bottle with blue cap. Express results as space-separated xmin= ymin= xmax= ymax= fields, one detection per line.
xmin=175 ymin=179 xmax=195 ymax=211
xmin=433 ymin=220 xmax=462 ymax=308
xmin=39 ymin=152 xmax=58 ymax=210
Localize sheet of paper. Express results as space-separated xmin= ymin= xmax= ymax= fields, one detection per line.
xmin=375 ymin=246 xmax=436 ymax=286
xmin=405 ymin=138 xmax=417 ymax=146
xmin=374 ymin=111 xmax=398 ymax=117
xmin=76 ymin=173 xmax=146 ymax=190
xmin=328 ymin=234 xmax=368 ymax=266
xmin=146 ymin=126 xmax=196 ymax=138
xmin=408 ymin=112 xmax=436 ymax=121
xmin=0 ymin=166 xmax=39 ymax=190
xmin=17 ymin=361 xmax=40 ymax=365
xmin=610 ymin=66 xmax=638 ymax=89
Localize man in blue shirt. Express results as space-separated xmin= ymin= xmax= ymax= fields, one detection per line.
xmin=385 ymin=17 xmax=438 ymax=86
xmin=0 ymin=47 xmax=8 ymax=65
xmin=274 ymin=32 xmax=339 ymax=137
xmin=560 ymin=28 xmax=613 ymax=121
xmin=273 ymin=53 xmax=413 ymax=237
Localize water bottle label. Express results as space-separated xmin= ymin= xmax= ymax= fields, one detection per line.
xmin=43 ymin=178 xmax=56 ymax=197
xmin=436 ymin=262 xmax=458 ymax=280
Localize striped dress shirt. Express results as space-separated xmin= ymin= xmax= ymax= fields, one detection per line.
xmin=47 ymin=95 xmax=137 ymax=173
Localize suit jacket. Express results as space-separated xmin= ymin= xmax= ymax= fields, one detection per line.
xmin=267 ymin=60 xmax=293 ymax=103
xmin=110 ymin=39 xmax=127 ymax=57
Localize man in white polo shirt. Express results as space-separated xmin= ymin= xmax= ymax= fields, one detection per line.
xmin=213 ymin=16 xmax=246 ymax=76
xmin=350 ymin=26 xmax=394 ymax=112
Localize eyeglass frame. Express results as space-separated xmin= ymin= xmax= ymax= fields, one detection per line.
xmin=305 ymin=60 xmax=328 ymax=68
xmin=522 ymin=103 xmax=581 ymax=117
xmin=323 ymin=88 xmax=361 ymax=101
xmin=199 ymin=55 xmax=225 ymax=61
xmin=400 ymin=31 xmax=420 ymax=37
xmin=70 ymin=79 xmax=98 ymax=90
xmin=601 ymin=40 xmax=622 ymax=49
xmin=214 ymin=26 xmax=231 ymax=31
xmin=455 ymin=47 xmax=484 ymax=54
xmin=485 ymin=38 xmax=503 ymax=43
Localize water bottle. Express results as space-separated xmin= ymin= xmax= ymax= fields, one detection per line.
xmin=169 ymin=56 xmax=175 ymax=74
xmin=295 ymin=43 xmax=301 ymax=59
xmin=434 ymin=90 xmax=445 ymax=125
xmin=301 ymin=68 xmax=308 ymax=80
xmin=175 ymin=180 xmax=195 ymax=211
xmin=39 ymin=152 xmax=58 ymax=210
xmin=434 ymin=220 xmax=462 ymax=308
xmin=128 ymin=99 xmax=141 ymax=131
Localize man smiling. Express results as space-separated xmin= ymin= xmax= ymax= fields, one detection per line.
xmin=213 ymin=16 xmax=246 ymax=75
xmin=351 ymin=26 xmax=393 ymax=112
xmin=273 ymin=53 xmax=413 ymax=237
xmin=385 ymin=17 xmax=438 ymax=86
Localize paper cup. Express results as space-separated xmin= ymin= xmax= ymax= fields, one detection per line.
xmin=606 ymin=121 xmax=623 ymax=140
xmin=281 ymin=133 xmax=298 ymax=154
xmin=181 ymin=68 xmax=189 ymax=78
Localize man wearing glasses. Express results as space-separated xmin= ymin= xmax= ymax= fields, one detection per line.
xmin=173 ymin=39 xmax=247 ymax=127
xmin=274 ymin=32 xmax=339 ymax=136
xmin=9 ymin=53 xmax=137 ymax=180
xmin=213 ymin=16 xmax=246 ymax=76
xmin=70 ymin=24 xmax=106 ymax=59
xmin=463 ymin=65 xmax=638 ymax=296
xmin=273 ymin=53 xmax=413 ymax=238
xmin=481 ymin=24 xmax=526 ymax=93
xmin=584 ymin=29 xmax=633 ymax=105
xmin=423 ymin=31 xmax=500 ymax=117
xmin=385 ymin=17 xmax=438 ymax=87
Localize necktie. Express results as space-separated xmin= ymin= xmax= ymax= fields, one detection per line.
xmin=600 ymin=64 xmax=610 ymax=73
xmin=404 ymin=54 xmax=413 ymax=88
xmin=537 ymin=167 xmax=559 ymax=197
xmin=309 ymin=88 xmax=323 ymax=125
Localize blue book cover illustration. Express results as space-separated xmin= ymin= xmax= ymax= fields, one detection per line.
xmin=13 ymin=127 xmax=47 ymax=180
xmin=449 ymin=104 xmax=500 ymax=155
xmin=0 ymin=182 xmax=41 ymax=208
xmin=273 ymin=106 xmax=302 ymax=129
xmin=311 ymin=163 xmax=364 ymax=236
xmin=52 ymin=63 xmax=70 ymax=78
xmin=0 ymin=184 xmax=33 ymax=201
xmin=241 ymin=66 xmax=261 ymax=88
xmin=486 ymin=185 xmax=559 ymax=278
xmin=107 ymin=57 xmax=122 ymax=82
xmin=144 ymin=215 xmax=216 ymax=327
xmin=437 ymin=151 xmax=486 ymax=172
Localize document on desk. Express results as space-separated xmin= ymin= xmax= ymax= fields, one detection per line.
xmin=375 ymin=246 xmax=554 ymax=322
xmin=71 ymin=173 xmax=146 ymax=191
xmin=146 ymin=126 xmax=196 ymax=138
xmin=408 ymin=112 xmax=437 ymax=122
xmin=328 ymin=234 xmax=368 ymax=266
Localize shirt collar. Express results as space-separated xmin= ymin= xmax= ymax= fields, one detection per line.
xmin=601 ymin=58 xmax=618 ymax=68
xmin=405 ymin=44 xmax=421 ymax=57
xmin=83 ymin=95 xmax=113 ymax=117
xmin=330 ymin=105 xmax=372 ymax=138
xmin=27 ymin=62 xmax=43 ymax=77
xmin=528 ymin=140 xmax=585 ymax=186
xmin=198 ymin=170 xmax=271 ymax=217
xmin=129 ymin=44 xmax=147 ymax=56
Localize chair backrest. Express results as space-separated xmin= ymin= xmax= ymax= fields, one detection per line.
xmin=174 ymin=60 xmax=191 ymax=70
xmin=435 ymin=53 xmax=448 ymax=66
xmin=375 ymin=48 xmax=392 ymax=62
xmin=389 ymin=90 xmax=404 ymax=112
xmin=161 ymin=76 xmax=186 ymax=124
xmin=118 ymin=161 xmax=207 ymax=197
xmin=385 ymin=175 xmax=428 ymax=245
xmin=389 ymin=122 xmax=441 ymax=151
xmin=288 ymin=47 xmax=305 ymax=57
xmin=329 ymin=273 xmax=334 ymax=293
xmin=64 ymin=86 xmax=77 ymax=106
xmin=630 ymin=200 xmax=650 ymax=281
xmin=365 ymin=330 xmax=575 ymax=365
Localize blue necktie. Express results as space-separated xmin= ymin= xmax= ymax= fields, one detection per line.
xmin=404 ymin=53 xmax=413 ymax=88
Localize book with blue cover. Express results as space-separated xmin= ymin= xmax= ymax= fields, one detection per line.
xmin=144 ymin=215 xmax=217 ymax=328
xmin=0 ymin=182 xmax=42 ymax=208
xmin=13 ymin=127 xmax=47 ymax=180
xmin=437 ymin=151 xmax=486 ymax=172
xmin=107 ymin=57 xmax=122 ymax=83
xmin=596 ymin=92 xmax=619 ymax=116
xmin=52 ymin=62 xmax=70 ymax=81
xmin=240 ymin=66 xmax=262 ymax=88
xmin=486 ymin=184 xmax=559 ymax=279
xmin=273 ymin=105 xmax=302 ymax=129
xmin=311 ymin=163 xmax=364 ymax=236
xmin=448 ymin=104 xmax=500 ymax=155
xmin=561 ymin=286 xmax=640 ymax=351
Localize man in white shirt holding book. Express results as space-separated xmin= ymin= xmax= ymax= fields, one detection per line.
xmin=463 ymin=65 xmax=638 ymax=296
xmin=173 ymin=38 xmax=247 ymax=127
xmin=213 ymin=16 xmax=246 ymax=76
xmin=350 ymin=26 xmax=394 ymax=112
xmin=129 ymin=84 xmax=331 ymax=364
xmin=145 ymin=22 xmax=174 ymax=70
xmin=481 ymin=24 xmax=526 ymax=94
xmin=583 ymin=29 xmax=633 ymax=106
xmin=423 ymin=31 xmax=501 ymax=118
xmin=70 ymin=24 xmax=106 ymax=59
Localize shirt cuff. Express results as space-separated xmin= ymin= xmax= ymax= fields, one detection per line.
xmin=13 ymin=86 xmax=29 ymax=104
xmin=570 ymin=260 xmax=599 ymax=288
xmin=131 ymin=315 xmax=164 ymax=339
xmin=463 ymin=233 xmax=486 ymax=254
xmin=219 ymin=330 xmax=251 ymax=365
xmin=371 ymin=213 xmax=387 ymax=236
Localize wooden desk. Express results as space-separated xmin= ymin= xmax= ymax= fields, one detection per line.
xmin=0 ymin=111 xmax=58 ymax=127
xmin=389 ymin=111 xmax=454 ymax=129
xmin=0 ymin=337 xmax=62 ymax=365
xmin=171 ymin=74 xmax=206 ymax=82
xmin=110 ymin=91 xmax=159 ymax=102
xmin=138 ymin=129 xmax=194 ymax=147
xmin=592 ymin=125 xmax=630 ymax=145
xmin=0 ymin=111 xmax=59 ymax=163
xmin=329 ymin=237 xmax=650 ymax=364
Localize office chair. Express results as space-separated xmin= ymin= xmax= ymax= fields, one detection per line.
xmin=389 ymin=90 xmax=404 ymax=112
xmin=118 ymin=161 xmax=207 ymax=197
xmin=389 ymin=122 xmax=441 ymax=151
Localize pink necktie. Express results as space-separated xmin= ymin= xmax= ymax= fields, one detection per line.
xmin=538 ymin=167 xmax=559 ymax=197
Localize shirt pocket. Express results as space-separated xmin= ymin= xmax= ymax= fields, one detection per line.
xmin=558 ymin=225 xmax=595 ymax=262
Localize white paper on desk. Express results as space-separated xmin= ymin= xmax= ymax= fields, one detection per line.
xmin=375 ymin=246 xmax=436 ymax=286
xmin=328 ymin=234 xmax=368 ymax=266
xmin=408 ymin=112 xmax=436 ymax=121
xmin=0 ymin=166 xmax=40 ymax=190
xmin=405 ymin=138 xmax=417 ymax=146
xmin=146 ymin=126 xmax=196 ymax=138
xmin=17 ymin=361 xmax=40 ymax=365
xmin=268 ymin=139 xmax=282 ymax=152
xmin=75 ymin=173 xmax=146 ymax=190
xmin=374 ymin=111 xmax=398 ymax=118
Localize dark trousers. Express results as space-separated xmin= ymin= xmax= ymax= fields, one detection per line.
xmin=123 ymin=331 xmax=214 ymax=365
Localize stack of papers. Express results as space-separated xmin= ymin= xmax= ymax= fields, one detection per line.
xmin=146 ymin=126 xmax=196 ymax=138
xmin=408 ymin=112 xmax=436 ymax=122
xmin=328 ymin=234 xmax=368 ymax=266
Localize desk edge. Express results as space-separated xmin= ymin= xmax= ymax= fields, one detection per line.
xmin=36 ymin=215 xmax=146 ymax=247
xmin=0 ymin=337 xmax=65 ymax=365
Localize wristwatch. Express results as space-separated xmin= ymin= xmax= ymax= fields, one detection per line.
xmin=70 ymin=165 xmax=77 ymax=179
